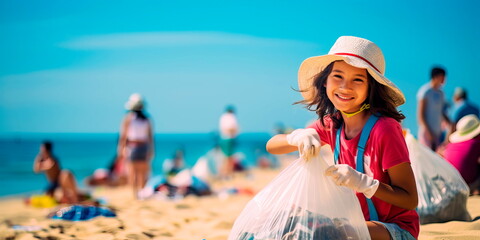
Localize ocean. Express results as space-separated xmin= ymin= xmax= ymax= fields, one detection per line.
xmin=0 ymin=132 xmax=271 ymax=197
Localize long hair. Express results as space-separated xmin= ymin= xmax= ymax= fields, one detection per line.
xmin=132 ymin=110 xmax=148 ymax=120
xmin=297 ymin=61 xmax=405 ymax=129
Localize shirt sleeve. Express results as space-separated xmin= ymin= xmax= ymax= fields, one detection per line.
xmin=307 ymin=118 xmax=334 ymax=146
xmin=416 ymin=84 xmax=428 ymax=101
xmin=372 ymin=118 xmax=410 ymax=171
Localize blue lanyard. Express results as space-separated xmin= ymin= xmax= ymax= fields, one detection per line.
xmin=333 ymin=114 xmax=379 ymax=221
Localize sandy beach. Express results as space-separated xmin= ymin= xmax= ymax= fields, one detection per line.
xmin=1 ymin=165 xmax=479 ymax=240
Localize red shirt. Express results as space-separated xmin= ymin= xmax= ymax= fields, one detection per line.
xmin=308 ymin=116 xmax=419 ymax=238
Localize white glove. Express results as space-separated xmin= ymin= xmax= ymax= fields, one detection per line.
xmin=286 ymin=128 xmax=320 ymax=160
xmin=325 ymin=164 xmax=380 ymax=198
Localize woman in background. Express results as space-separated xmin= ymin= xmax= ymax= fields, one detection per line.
xmin=118 ymin=93 xmax=154 ymax=198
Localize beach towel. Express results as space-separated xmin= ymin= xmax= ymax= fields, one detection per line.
xmin=405 ymin=132 xmax=471 ymax=224
xmin=229 ymin=154 xmax=370 ymax=240
xmin=49 ymin=205 xmax=116 ymax=221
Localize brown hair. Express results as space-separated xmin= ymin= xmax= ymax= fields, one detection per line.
xmin=297 ymin=61 xmax=405 ymax=129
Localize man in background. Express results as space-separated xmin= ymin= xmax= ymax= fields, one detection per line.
xmin=417 ymin=67 xmax=450 ymax=151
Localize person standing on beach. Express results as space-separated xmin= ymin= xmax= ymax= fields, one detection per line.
xmin=33 ymin=141 xmax=80 ymax=204
xmin=417 ymin=67 xmax=450 ymax=151
xmin=267 ymin=36 xmax=419 ymax=239
xmin=118 ymin=93 xmax=155 ymax=198
xmin=219 ymin=105 xmax=239 ymax=178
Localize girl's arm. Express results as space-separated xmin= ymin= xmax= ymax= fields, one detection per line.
xmin=117 ymin=114 xmax=131 ymax=158
xmin=374 ymin=162 xmax=418 ymax=210
xmin=266 ymin=134 xmax=298 ymax=154
xmin=33 ymin=155 xmax=55 ymax=172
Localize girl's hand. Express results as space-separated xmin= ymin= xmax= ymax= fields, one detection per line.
xmin=286 ymin=128 xmax=321 ymax=160
xmin=325 ymin=164 xmax=380 ymax=198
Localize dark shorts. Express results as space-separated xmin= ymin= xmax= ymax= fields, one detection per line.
xmin=129 ymin=143 xmax=149 ymax=161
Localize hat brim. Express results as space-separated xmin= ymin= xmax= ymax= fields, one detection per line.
xmin=298 ymin=55 xmax=405 ymax=106
xmin=449 ymin=125 xmax=480 ymax=143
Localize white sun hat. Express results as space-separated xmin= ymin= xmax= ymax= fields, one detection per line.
xmin=298 ymin=36 xmax=405 ymax=106
xmin=124 ymin=93 xmax=144 ymax=111
xmin=449 ymin=114 xmax=480 ymax=143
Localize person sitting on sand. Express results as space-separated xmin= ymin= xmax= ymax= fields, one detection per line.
xmin=165 ymin=149 xmax=185 ymax=177
xmin=33 ymin=141 xmax=80 ymax=204
xmin=437 ymin=114 xmax=480 ymax=195
xmin=86 ymin=154 xmax=128 ymax=187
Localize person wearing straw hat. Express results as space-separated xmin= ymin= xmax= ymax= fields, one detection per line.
xmin=118 ymin=93 xmax=155 ymax=199
xmin=439 ymin=114 xmax=480 ymax=195
xmin=266 ymin=36 xmax=419 ymax=239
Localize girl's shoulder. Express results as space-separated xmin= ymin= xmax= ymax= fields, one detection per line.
xmin=309 ymin=116 xmax=334 ymax=131
xmin=372 ymin=116 xmax=403 ymax=136
xmin=376 ymin=116 xmax=400 ymax=125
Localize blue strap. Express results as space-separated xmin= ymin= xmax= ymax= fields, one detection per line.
xmin=333 ymin=114 xmax=379 ymax=221
xmin=356 ymin=115 xmax=379 ymax=173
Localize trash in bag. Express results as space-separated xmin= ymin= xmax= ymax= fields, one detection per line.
xmin=229 ymin=153 xmax=370 ymax=240
xmin=49 ymin=205 xmax=116 ymax=221
xmin=405 ymin=131 xmax=471 ymax=224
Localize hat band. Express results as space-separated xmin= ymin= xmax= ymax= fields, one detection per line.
xmin=459 ymin=122 xmax=480 ymax=136
xmin=334 ymin=53 xmax=381 ymax=73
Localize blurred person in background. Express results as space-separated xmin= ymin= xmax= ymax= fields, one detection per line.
xmin=219 ymin=105 xmax=239 ymax=179
xmin=33 ymin=141 xmax=80 ymax=204
xmin=449 ymin=87 xmax=479 ymax=132
xmin=417 ymin=66 xmax=450 ymax=151
xmin=118 ymin=93 xmax=155 ymax=199
xmin=437 ymin=114 xmax=480 ymax=195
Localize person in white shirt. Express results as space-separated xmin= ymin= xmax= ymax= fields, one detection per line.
xmin=118 ymin=93 xmax=154 ymax=198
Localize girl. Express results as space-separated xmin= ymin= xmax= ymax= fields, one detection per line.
xmin=118 ymin=93 xmax=155 ymax=199
xmin=266 ymin=36 xmax=419 ymax=240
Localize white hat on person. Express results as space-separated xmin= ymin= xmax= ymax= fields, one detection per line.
xmin=125 ymin=93 xmax=144 ymax=111
xmin=298 ymin=36 xmax=405 ymax=106
xmin=449 ymin=114 xmax=480 ymax=143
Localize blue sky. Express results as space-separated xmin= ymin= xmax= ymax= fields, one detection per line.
xmin=1 ymin=0 xmax=479 ymax=135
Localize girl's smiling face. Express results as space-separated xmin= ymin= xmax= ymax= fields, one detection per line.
xmin=325 ymin=61 xmax=369 ymax=113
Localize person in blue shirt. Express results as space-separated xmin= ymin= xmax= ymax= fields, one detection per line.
xmin=450 ymin=87 xmax=479 ymax=132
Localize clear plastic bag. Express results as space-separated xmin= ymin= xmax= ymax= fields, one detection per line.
xmin=229 ymin=152 xmax=370 ymax=240
xmin=405 ymin=132 xmax=471 ymax=224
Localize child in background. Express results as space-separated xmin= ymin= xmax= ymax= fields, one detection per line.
xmin=266 ymin=36 xmax=419 ymax=240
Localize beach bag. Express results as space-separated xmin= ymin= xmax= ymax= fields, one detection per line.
xmin=405 ymin=132 xmax=471 ymax=224
xmin=229 ymin=154 xmax=370 ymax=240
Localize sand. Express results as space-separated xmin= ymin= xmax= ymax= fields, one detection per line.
xmin=1 ymin=165 xmax=479 ymax=240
